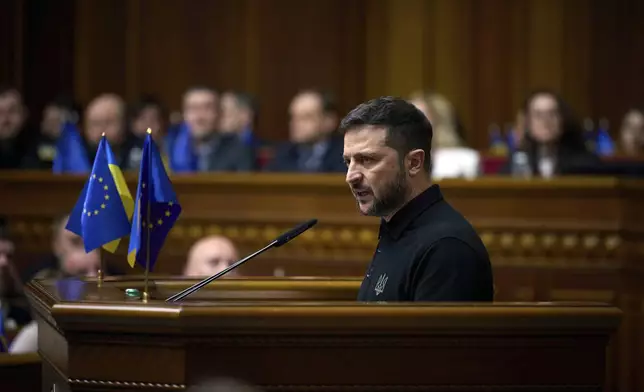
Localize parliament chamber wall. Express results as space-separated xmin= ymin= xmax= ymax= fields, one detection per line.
xmin=2 ymin=0 xmax=644 ymax=148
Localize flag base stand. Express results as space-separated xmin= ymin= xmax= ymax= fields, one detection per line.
xmin=97 ymin=249 xmax=105 ymax=288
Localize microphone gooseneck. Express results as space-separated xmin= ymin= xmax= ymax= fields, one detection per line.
xmin=165 ymin=219 xmax=318 ymax=302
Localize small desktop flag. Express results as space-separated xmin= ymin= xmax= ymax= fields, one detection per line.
xmin=52 ymin=121 xmax=91 ymax=174
xmin=66 ymin=135 xmax=134 ymax=253
xmin=488 ymin=124 xmax=508 ymax=157
xmin=0 ymin=311 xmax=7 ymax=352
xmin=127 ymin=130 xmax=182 ymax=269
xmin=595 ymin=118 xmax=615 ymax=156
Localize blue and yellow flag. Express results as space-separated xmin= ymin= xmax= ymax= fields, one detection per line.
xmin=127 ymin=130 xmax=181 ymax=269
xmin=0 ymin=311 xmax=8 ymax=352
xmin=66 ymin=135 xmax=134 ymax=253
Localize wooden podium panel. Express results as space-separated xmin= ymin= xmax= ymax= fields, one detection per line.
xmin=26 ymin=278 xmax=620 ymax=392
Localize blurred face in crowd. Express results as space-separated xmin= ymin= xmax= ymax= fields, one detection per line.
xmin=85 ymin=94 xmax=125 ymax=146
xmin=409 ymin=99 xmax=432 ymax=123
xmin=41 ymin=104 xmax=66 ymax=139
xmin=527 ymin=93 xmax=562 ymax=144
xmin=184 ymin=236 xmax=239 ymax=277
xmin=219 ymin=92 xmax=251 ymax=134
xmin=620 ymin=109 xmax=644 ymax=155
xmin=344 ymin=126 xmax=412 ymax=220
xmin=289 ymin=92 xmax=331 ymax=144
xmin=0 ymin=90 xmax=26 ymax=140
xmin=53 ymin=218 xmax=99 ymax=277
xmin=132 ymin=105 xmax=163 ymax=138
xmin=183 ymin=89 xmax=219 ymax=140
xmin=0 ymin=238 xmax=15 ymax=296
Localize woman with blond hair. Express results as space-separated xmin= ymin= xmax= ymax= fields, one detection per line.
xmin=408 ymin=91 xmax=480 ymax=179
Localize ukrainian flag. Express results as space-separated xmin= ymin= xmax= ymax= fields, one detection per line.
xmin=66 ymin=135 xmax=134 ymax=253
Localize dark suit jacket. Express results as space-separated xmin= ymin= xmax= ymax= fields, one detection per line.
xmin=265 ymin=135 xmax=346 ymax=173
xmin=201 ymin=133 xmax=257 ymax=172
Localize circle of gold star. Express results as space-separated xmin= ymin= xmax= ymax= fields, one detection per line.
xmin=83 ymin=174 xmax=110 ymax=218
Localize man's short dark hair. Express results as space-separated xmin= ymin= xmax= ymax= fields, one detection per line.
xmin=128 ymin=94 xmax=166 ymax=122
xmin=339 ymin=96 xmax=433 ymax=172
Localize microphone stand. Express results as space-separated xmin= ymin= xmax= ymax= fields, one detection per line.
xmin=166 ymin=240 xmax=277 ymax=302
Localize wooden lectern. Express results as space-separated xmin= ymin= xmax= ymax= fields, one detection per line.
xmin=26 ymin=277 xmax=620 ymax=392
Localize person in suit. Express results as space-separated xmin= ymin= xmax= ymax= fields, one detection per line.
xmin=500 ymin=90 xmax=599 ymax=177
xmin=170 ymin=86 xmax=256 ymax=172
xmin=266 ymin=89 xmax=345 ymax=173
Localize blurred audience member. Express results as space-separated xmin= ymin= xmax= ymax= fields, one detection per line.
xmin=184 ymin=235 xmax=239 ymax=277
xmin=23 ymin=95 xmax=81 ymax=170
xmin=169 ymin=86 xmax=256 ymax=172
xmin=24 ymin=215 xmax=118 ymax=281
xmin=620 ymin=105 xmax=644 ymax=156
xmin=501 ymin=90 xmax=599 ymax=178
xmin=0 ymin=224 xmax=31 ymax=332
xmin=126 ymin=95 xmax=168 ymax=169
xmin=0 ymin=86 xmax=34 ymax=169
xmin=266 ymin=89 xmax=345 ymax=172
xmin=188 ymin=378 xmax=262 ymax=392
xmin=84 ymin=93 xmax=139 ymax=170
xmin=220 ymin=91 xmax=258 ymax=147
xmin=409 ymin=91 xmax=479 ymax=179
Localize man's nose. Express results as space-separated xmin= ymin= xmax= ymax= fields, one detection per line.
xmin=345 ymin=166 xmax=362 ymax=186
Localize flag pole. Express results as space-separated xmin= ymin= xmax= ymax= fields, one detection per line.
xmin=143 ymin=128 xmax=153 ymax=303
xmin=97 ymin=248 xmax=104 ymax=288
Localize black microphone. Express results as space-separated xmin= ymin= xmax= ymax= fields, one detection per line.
xmin=165 ymin=219 xmax=318 ymax=302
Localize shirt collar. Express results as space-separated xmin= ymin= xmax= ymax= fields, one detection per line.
xmin=379 ymin=184 xmax=444 ymax=241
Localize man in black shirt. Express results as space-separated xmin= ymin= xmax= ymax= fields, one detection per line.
xmin=340 ymin=97 xmax=494 ymax=302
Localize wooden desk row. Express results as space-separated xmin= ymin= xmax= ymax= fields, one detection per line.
xmin=15 ymin=277 xmax=620 ymax=392
xmin=1 ymin=172 xmax=643 ymax=391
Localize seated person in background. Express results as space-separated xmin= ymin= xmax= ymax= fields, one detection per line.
xmin=168 ymin=86 xmax=256 ymax=172
xmin=22 ymin=95 xmax=81 ymax=170
xmin=125 ymin=95 xmax=168 ymax=169
xmin=12 ymin=215 xmax=116 ymax=354
xmin=409 ymin=91 xmax=479 ymax=179
xmin=219 ymin=90 xmax=259 ymax=148
xmin=183 ymin=235 xmax=239 ymax=277
xmin=84 ymin=93 xmax=140 ymax=171
xmin=0 ymin=224 xmax=32 ymax=332
xmin=619 ymin=105 xmax=644 ymax=157
xmin=500 ymin=89 xmax=599 ymax=177
xmin=0 ymin=86 xmax=36 ymax=170
xmin=265 ymin=89 xmax=345 ymax=173
xmin=23 ymin=215 xmax=121 ymax=281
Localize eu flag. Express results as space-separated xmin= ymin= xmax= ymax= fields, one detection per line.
xmin=66 ymin=135 xmax=134 ymax=253
xmin=127 ymin=130 xmax=181 ymax=269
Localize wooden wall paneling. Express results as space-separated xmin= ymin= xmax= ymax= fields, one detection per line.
xmin=509 ymin=0 xmax=530 ymax=121
xmin=0 ymin=0 xmax=23 ymax=90
xmin=428 ymin=0 xmax=475 ymax=146
xmin=137 ymin=0 xmax=249 ymax=113
xmin=590 ymin=0 xmax=644 ymax=136
xmin=383 ymin=0 xmax=426 ymax=98
xmin=472 ymin=0 xmax=516 ymax=147
xmin=365 ymin=0 xmax=389 ymax=99
xmin=562 ymin=0 xmax=592 ymax=118
xmin=527 ymin=0 xmax=564 ymax=93
xmin=255 ymin=0 xmax=367 ymax=141
xmin=74 ymin=0 xmax=127 ymax=105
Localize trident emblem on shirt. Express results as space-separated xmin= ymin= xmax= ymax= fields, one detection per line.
xmin=375 ymin=273 xmax=388 ymax=296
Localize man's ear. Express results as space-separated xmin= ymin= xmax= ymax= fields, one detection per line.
xmin=406 ymin=149 xmax=425 ymax=176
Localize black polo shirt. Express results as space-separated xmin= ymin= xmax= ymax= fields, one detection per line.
xmin=357 ymin=184 xmax=494 ymax=302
